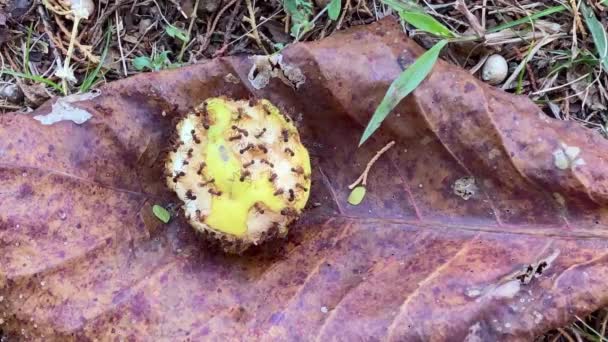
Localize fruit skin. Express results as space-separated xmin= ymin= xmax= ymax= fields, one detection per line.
xmin=165 ymin=97 xmax=311 ymax=253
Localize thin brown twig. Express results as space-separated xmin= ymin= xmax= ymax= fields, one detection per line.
xmin=115 ymin=11 xmax=128 ymax=76
xmin=557 ymin=328 xmax=576 ymax=342
xmin=54 ymin=17 xmax=100 ymax=63
xmin=349 ymin=141 xmax=395 ymax=189
xmin=335 ymin=0 xmax=351 ymax=31
xmin=244 ymin=0 xmax=268 ymax=54
xmin=197 ymin=0 xmax=239 ymax=55
xmin=37 ymin=4 xmax=63 ymax=69
xmin=455 ymin=0 xmax=485 ymax=37
xmin=178 ymin=0 xmax=200 ymax=61
xmin=600 ymin=309 xmax=608 ymax=338
xmin=222 ymin=0 xmax=243 ymax=47
xmin=90 ymin=0 xmax=129 ymax=38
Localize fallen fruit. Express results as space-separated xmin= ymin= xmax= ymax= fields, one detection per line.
xmin=165 ymin=97 xmax=312 ymax=253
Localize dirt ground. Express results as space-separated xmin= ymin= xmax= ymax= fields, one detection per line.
xmin=1 ymin=0 xmax=607 ymax=340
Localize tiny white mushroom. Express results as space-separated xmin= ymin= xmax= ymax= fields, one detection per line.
xmin=482 ymin=54 xmax=508 ymax=85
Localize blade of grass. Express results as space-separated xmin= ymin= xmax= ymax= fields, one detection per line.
xmin=359 ymin=39 xmax=447 ymax=146
xmin=487 ymin=5 xmax=566 ymax=33
xmin=580 ymin=1 xmax=608 ymax=70
xmin=382 ymin=0 xmax=455 ymax=38
xmin=381 ymin=0 xmax=423 ymax=13
xmin=399 ymin=11 xmax=456 ymax=38
xmin=80 ymin=26 xmax=112 ymax=92
xmin=0 ymin=69 xmax=63 ymax=92
xmin=24 ymin=23 xmax=34 ymax=76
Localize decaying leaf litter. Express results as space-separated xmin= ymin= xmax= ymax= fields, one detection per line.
xmin=1 ymin=0 xmax=608 ymax=340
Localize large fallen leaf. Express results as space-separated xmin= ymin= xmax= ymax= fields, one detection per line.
xmin=2 ymin=18 xmax=608 ymax=341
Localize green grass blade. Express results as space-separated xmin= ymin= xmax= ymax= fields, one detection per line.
xmin=381 ymin=0 xmax=423 ymax=13
xmin=488 ymin=5 xmax=566 ymax=33
xmin=327 ymin=0 xmax=341 ymax=20
xmin=359 ymin=39 xmax=447 ymax=146
xmin=133 ymin=56 xmax=153 ymax=71
xmin=0 ymin=69 xmax=62 ymax=92
xmin=80 ymin=26 xmax=112 ymax=92
xmin=581 ymin=2 xmax=608 ymax=70
xmin=24 ymin=23 xmax=34 ymax=76
xmin=381 ymin=0 xmax=454 ymax=37
xmin=399 ymin=11 xmax=455 ymax=37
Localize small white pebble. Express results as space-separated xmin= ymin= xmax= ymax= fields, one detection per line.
xmin=321 ymin=306 xmax=328 ymax=313
xmin=482 ymin=54 xmax=508 ymax=85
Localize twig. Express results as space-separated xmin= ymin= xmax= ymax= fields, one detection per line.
xmin=335 ymin=0 xmax=351 ymax=31
xmin=61 ymin=15 xmax=82 ymax=94
xmin=501 ymin=34 xmax=561 ymax=90
xmin=348 ymin=141 xmax=395 ymax=189
xmin=90 ymin=0 xmax=129 ymax=38
xmin=244 ymin=0 xmax=268 ymax=53
xmin=557 ymin=328 xmax=576 ymax=342
xmin=455 ymin=0 xmax=485 ymax=37
xmin=225 ymin=6 xmax=280 ymax=49
xmin=37 ymin=4 xmax=63 ymax=70
xmin=54 ymin=17 xmax=101 ymax=63
xmin=481 ymin=0 xmax=487 ymax=29
xmin=197 ymin=0 xmax=239 ymax=55
xmin=601 ymin=309 xmax=608 ymax=338
xmin=178 ymin=0 xmax=200 ymax=61
xmin=222 ymin=0 xmax=242 ymax=47
xmin=115 ymin=11 xmax=128 ymax=76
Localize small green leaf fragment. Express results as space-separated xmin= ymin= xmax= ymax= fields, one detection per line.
xmin=132 ymin=56 xmax=152 ymax=71
xmin=328 ymin=0 xmax=341 ymax=20
xmin=165 ymin=24 xmax=189 ymax=42
xmin=153 ymin=204 xmax=171 ymax=223
xmin=359 ymin=39 xmax=447 ymax=146
xmin=347 ymin=186 xmax=366 ymax=205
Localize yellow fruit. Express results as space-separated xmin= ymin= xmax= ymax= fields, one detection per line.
xmin=165 ymin=97 xmax=311 ymax=253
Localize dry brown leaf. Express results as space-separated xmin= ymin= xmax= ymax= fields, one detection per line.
xmin=2 ymin=18 xmax=608 ymax=341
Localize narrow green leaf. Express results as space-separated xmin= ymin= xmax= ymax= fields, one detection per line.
xmin=381 ymin=0 xmax=423 ymax=13
xmin=399 ymin=11 xmax=455 ymax=38
xmin=487 ymin=5 xmax=565 ymax=33
xmin=152 ymin=205 xmax=171 ymax=223
xmin=80 ymin=26 xmax=112 ymax=92
xmin=328 ymin=0 xmax=341 ymax=20
xmin=165 ymin=24 xmax=189 ymax=42
xmin=581 ymin=2 xmax=608 ymax=70
xmin=359 ymin=39 xmax=447 ymax=146
xmin=0 ymin=69 xmax=62 ymax=91
xmin=347 ymin=186 xmax=366 ymax=205
xmin=132 ymin=56 xmax=152 ymax=71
